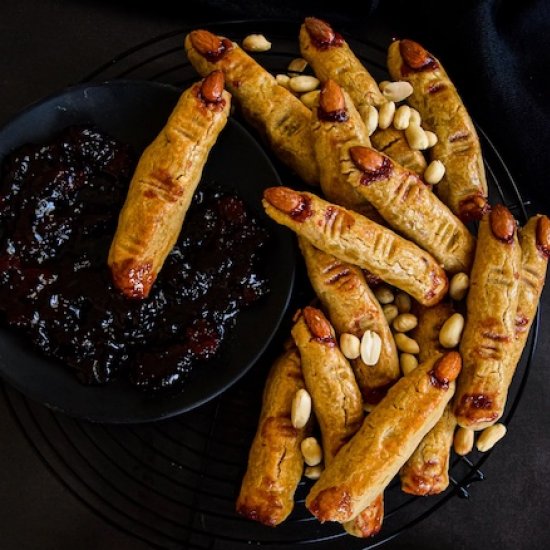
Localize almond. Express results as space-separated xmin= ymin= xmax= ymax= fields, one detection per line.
xmin=200 ymin=70 xmax=224 ymax=102
xmin=189 ymin=30 xmax=224 ymax=58
xmin=303 ymin=306 xmax=334 ymax=341
xmin=399 ymin=39 xmax=432 ymax=70
xmin=263 ymin=187 xmax=305 ymax=214
xmin=304 ymin=17 xmax=335 ymax=45
xmin=490 ymin=204 xmax=516 ymax=243
xmin=459 ymin=194 xmax=489 ymax=223
xmin=350 ymin=146 xmax=385 ymax=173
xmin=319 ymin=79 xmax=345 ymax=114
xmin=432 ymin=351 xmax=461 ymax=386
xmin=536 ymin=215 xmax=550 ymax=258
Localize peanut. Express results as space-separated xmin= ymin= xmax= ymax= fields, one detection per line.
xmin=393 ymin=313 xmax=418 ymax=333
xmin=383 ymin=304 xmax=399 ymax=324
xmin=409 ymin=108 xmax=421 ymax=126
xmin=360 ymin=330 xmax=382 ymax=366
xmin=291 ymin=388 xmax=312 ymax=429
xmin=242 ymin=34 xmax=272 ymax=52
xmin=393 ymin=105 xmax=411 ymax=130
xmin=394 ymin=292 xmax=412 ymax=313
xmin=374 ymin=285 xmax=394 ymax=305
xmin=304 ymin=465 xmax=323 ymax=480
xmin=438 ymin=313 xmax=465 ymax=349
xmin=400 ymin=353 xmax=418 ymax=375
xmin=449 ymin=272 xmax=470 ymax=301
xmin=454 ymin=427 xmax=474 ymax=456
xmin=476 ymin=423 xmax=507 ymax=452
xmin=378 ymin=101 xmax=396 ymax=129
xmin=275 ymin=74 xmax=291 ymax=89
xmin=378 ymin=80 xmax=391 ymax=92
xmin=365 ymin=105 xmax=379 ymax=136
xmin=300 ymin=90 xmax=320 ymax=109
xmin=405 ymin=123 xmax=429 ymax=150
xmin=394 ymin=333 xmax=420 ymax=354
xmin=340 ymin=333 xmax=361 ymax=360
xmin=288 ymin=57 xmax=308 ymax=73
xmin=424 ymin=160 xmax=446 ymax=184
xmin=301 ymin=436 xmax=323 ymax=466
xmin=382 ymin=81 xmax=413 ymax=102
xmin=289 ymin=75 xmax=320 ymax=93
xmin=425 ymin=130 xmax=438 ymax=147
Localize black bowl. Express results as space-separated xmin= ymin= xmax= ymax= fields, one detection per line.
xmin=0 ymin=80 xmax=295 ymax=423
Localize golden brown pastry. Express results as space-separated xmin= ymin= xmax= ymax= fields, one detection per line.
xmin=236 ymin=344 xmax=309 ymax=526
xmin=108 ymin=71 xmax=230 ymax=298
xmin=291 ymin=307 xmax=383 ymax=538
xmin=347 ymin=145 xmax=476 ymax=274
xmin=306 ymin=351 xmax=462 ymax=523
xmin=263 ymin=187 xmax=448 ymax=306
xmin=185 ymin=30 xmax=319 ymax=185
xmin=370 ymin=127 xmax=427 ymax=175
xmin=298 ymin=238 xmax=400 ymax=405
xmin=387 ymin=39 xmax=488 ymax=222
xmin=454 ymin=205 xmax=522 ymax=429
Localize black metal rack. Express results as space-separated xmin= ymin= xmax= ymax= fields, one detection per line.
xmin=2 ymin=20 xmax=537 ymax=550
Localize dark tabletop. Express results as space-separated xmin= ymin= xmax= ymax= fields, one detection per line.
xmin=0 ymin=1 xmax=549 ymax=549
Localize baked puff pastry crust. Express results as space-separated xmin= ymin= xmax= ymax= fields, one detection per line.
xmin=387 ymin=39 xmax=488 ymax=223
xmin=108 ymin=71 xmax=230 ymax=298
xmin=185 ymin=29 xmax=319 ymax=185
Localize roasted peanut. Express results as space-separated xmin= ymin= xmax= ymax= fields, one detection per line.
xmin=378 ymin=101 xmax=396 ymax=129
xmin=291 ymin=388 xmax=312 ymax=429
xmin=242 ymin=34 xmax=272 ymax=52
xmin=424 ymin=160 xmax=445 ymax=184
xmin=425 ymin=130 xmax=438 ymax=148
xmin=300 ymin=90 xmax=320 ymax=109
xmin=378 ymin=80 xmax=391 ymax=92
xmin=476 ymin=423 xmax=507 ymax=452
xmin=340 ymin=333 xmax=361 ymax=360
xmin=361 ymin=330 xmax=382 ymax=366
xmin=394 ymin=333 xmax=420 ymax=354
xmin=275 ymin=74 xmax=291 ymax=88
xmin=374 ymin=286 xmax=394 ymax=305
xmin=304 ymin=465 xmax=323 ymax=480
xmin=365 ymin=105 xmax=379 ymax=136
xmin=400 ymin=353 xmax=418 ymax=375
xmin=393 ymin=313 xmax=418 ymax=333
xmin=288 ymin=57 xmax=308 ymax=73
xmin=301 ymin=436 xmax=323 ymax=466
xmin=409 ymin=108 xmax=421 ymax=126
xmin=383 ymin=304 xmax=399 ymax=324
xmin=454 ymin=427 xmax=475 ymax=456
xmin=405 ymin=123 xmax=429 ymax=150
xmin=394 ymin=292 xmax=412 ymax=313
xmin=289 ymin=75 xmax=320 ymax=93
xmin=393 ymin=105 xmax=411 ymax=130
xmin=439 ymin=313 xmax=465 ymax=349
xmin=449 ymin=272 xmax=470 ymax=301
xmin=382 ymin=81 xmax=413 ymax=102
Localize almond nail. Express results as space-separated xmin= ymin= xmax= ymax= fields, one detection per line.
xmin=319 ymin=79 xmax=345 ymax=114
xmin=200 ymin=70 xmax=225 ymax=102
xmin=459 ymin=194 xmax=489 ymax=223
xmin=303 ymin=306 xmax=334 ymax=342
xmin=399 ymin=39 xmax=433 ymax=70
xmin=304 ymin=17 xmax=335 ymax=45
xmin=432 ymin=351 xmax=461 ymax=387
xmin=490 ymin=204 xmax=516 ymax=243
xmin=350 ymin=146 xmax=385 ymax=173
xmin=189 ymin=30 xmax=228 ymax=61
xmin=263 ymin=187 xmax=311 ymax=221
xmin=536 ymin=215 xmax=550 ymax=258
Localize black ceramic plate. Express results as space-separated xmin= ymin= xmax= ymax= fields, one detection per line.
xmin=0 ymin=80 xmax=295 ymax=423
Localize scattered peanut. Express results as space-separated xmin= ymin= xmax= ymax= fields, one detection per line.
xmin=288 ymin=57 xmax=308 ymax=73
xmin=275 ymin=74 xmax=291 ymax=88
xmin=340 ymin=333 xmax=361 ymax=360
xmin=476 ymin=423 xmax=507 ymax=452
xmin=304 ymin=465 xmax=323 ymax=480
xmin=405 ymin=123 xmax=429 ymax=150
xmin=394 ymin=292 xmax=412 ymax=313
xmin=438 ymin=313 xmax=465 ymax=349
xmin=378 ymin=80 xmax=391 ymax=92
xmin=409 ymin=108 xmax=421 ymax=126
xmin=365 ymin=105 xmax=379 ymax=136
xmin=382 ymin=81 xmax=414 ymax=102
xmin=291 ymin=388 xmax=312 ymax=429
xmin=425 ymin=130 xmax=438 ymax=147
xmin=394 ymin=333 xmax=420 ymax=354
xmin=289 ymin=75 xmax=320 ymax=93
xmin=301 ymin=436 xmax=323 ymax=466
xmin=300 ymin=90 xmax=320 ymax=109
xmin=374 ymin=285 xmax=394 ymax=305
xmin=363 ymin=402 xmax=376 ymax=413
xmin=383 ymin=304 xmax=399 ymax=324
xmin=454 ymin=427 xmax=475 ymax=456
xmin=393 ymin=105 xmax=411 ymax=130
xmin=400 ymin=353 xmax=418 ymax=375
xmin=361 ymin=330 xmax=382 ymax=366
xmin=378 ymin=101 xmax=396 ymax=129
xmin=424 ymin=160 xmax=446 ymax=185
xmin=393 ymin=313 xmax=418 ymax=333
xmin=449 ymin=272 xmax=470 ymax=301
xmin=242 ymin=34 xmax=272 ymax=52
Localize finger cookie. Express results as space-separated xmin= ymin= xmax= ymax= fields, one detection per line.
xmin=109 ymin=71 xmax=230 ymax=298
xmin=185 ymin=29 xmax=319 ymax=185
xmin=387 ymin=39 xmax=488 ymax=222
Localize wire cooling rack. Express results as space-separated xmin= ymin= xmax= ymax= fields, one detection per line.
xmin=2 ymin=19 xmax=537 ymax=550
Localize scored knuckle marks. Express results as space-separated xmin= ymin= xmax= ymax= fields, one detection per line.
xmin=350 ymin=146 xmax=385 ymax=173
xmin=305 ymin=16 xmax=335 ymax=44
xmin=399 ymin=39 xmax=431 ymax=69
xmin=200 ymin=71 xmax=225 ymax=102
xmin=190 ymin=29 xmax=223 ymax=56
xmin=490 ymin=204 xmax=516 ymax=243
xmin=303 ymin=306 xmax=333 ymax=340
xmin=433 ymin=351 xmax=462 ymax=385
xmin=536 ymin=215 xmax=550 ymax=258
xmin=319 ymin=80 xmax=346 ymax=113
xmin=263 ymin=187 xmax=303 ymax=213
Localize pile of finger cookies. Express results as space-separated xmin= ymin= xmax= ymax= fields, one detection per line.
xmin=182 ymin=17 xmax=549 ymax=538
